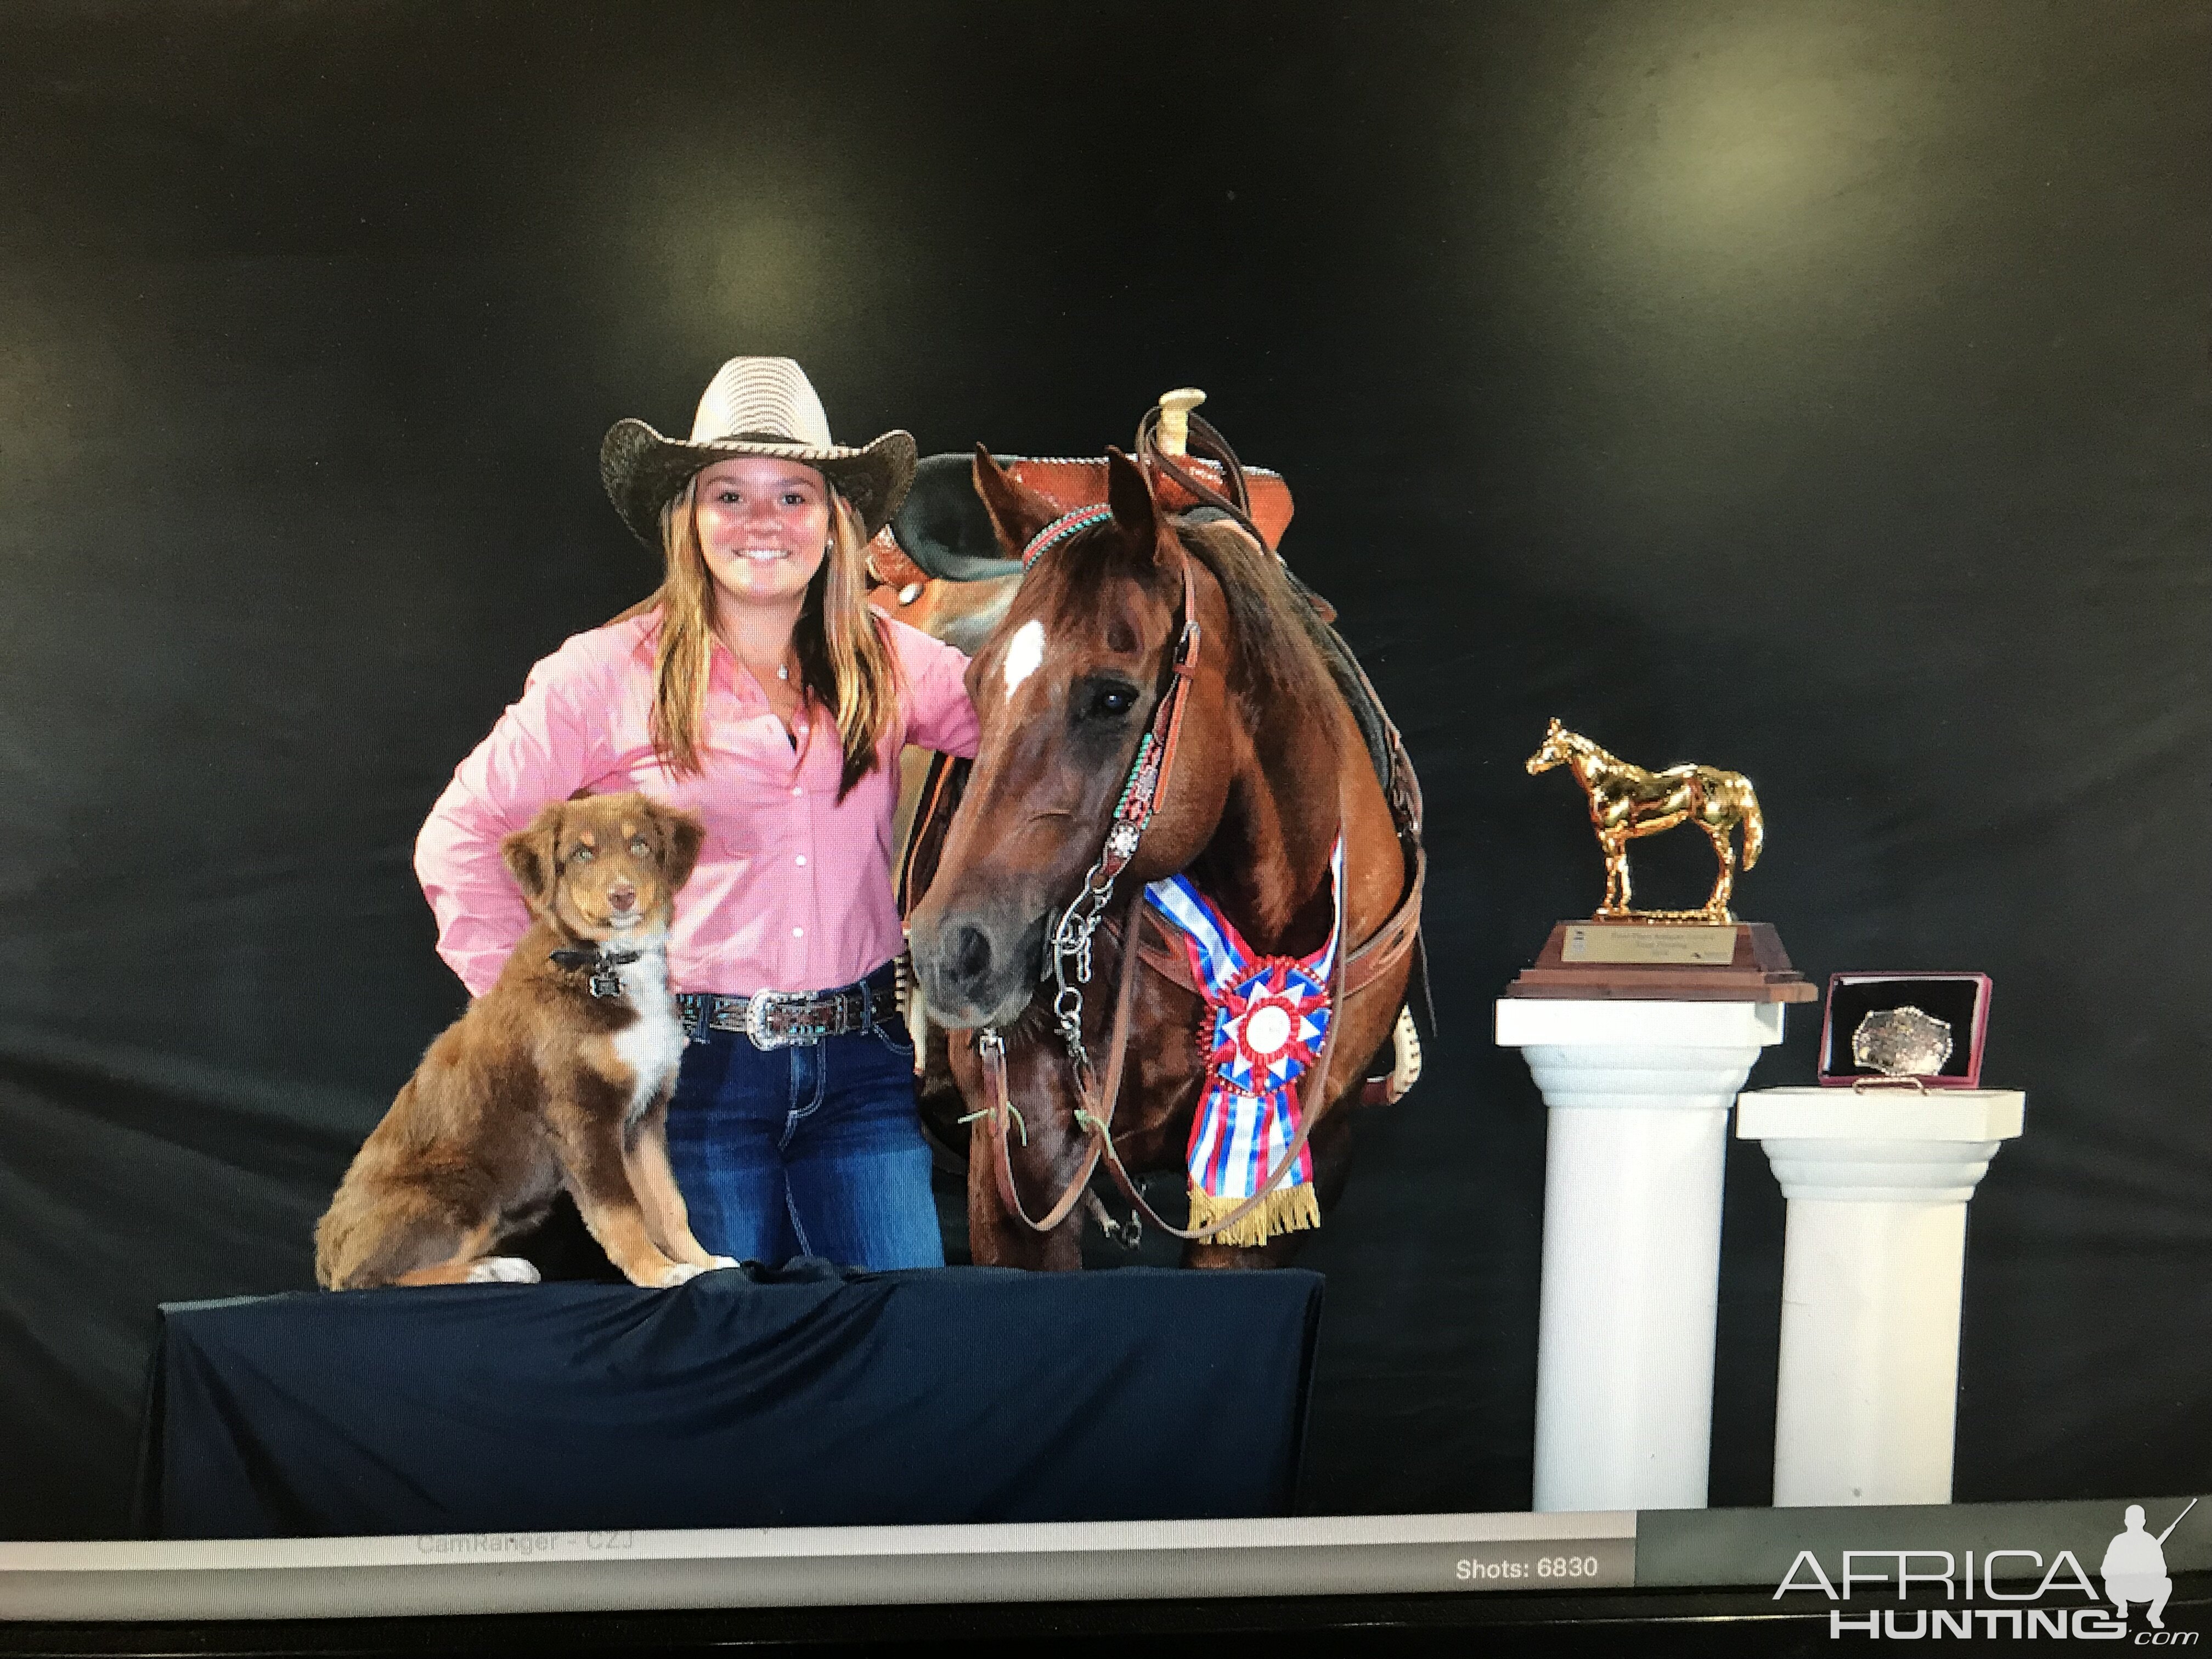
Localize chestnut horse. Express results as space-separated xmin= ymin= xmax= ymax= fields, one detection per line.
xmin=906 ymin=447 xmax=1418 ymax=1269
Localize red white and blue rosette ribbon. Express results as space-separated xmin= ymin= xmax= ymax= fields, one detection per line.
xmin=1142 ymin=836 xmax=1344 ymax=1244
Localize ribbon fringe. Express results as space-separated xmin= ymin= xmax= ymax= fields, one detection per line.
xmin=1186 ymin=1180 xmax=1322 ymax=1249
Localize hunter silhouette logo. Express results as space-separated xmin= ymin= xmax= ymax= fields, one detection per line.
xmin=2104 ymin=1499 xmax=2195 ymax=1630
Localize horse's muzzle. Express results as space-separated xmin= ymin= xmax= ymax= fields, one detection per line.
xmin=908 ymin=901 xmax=1049 ymax=1030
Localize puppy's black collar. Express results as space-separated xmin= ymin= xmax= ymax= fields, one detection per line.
xmin=548 ymin=946 xmax=644 ymax=1000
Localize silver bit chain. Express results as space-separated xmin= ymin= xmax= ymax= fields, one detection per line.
xmin=1047 ymin=853 xmax=1120 ymax=1073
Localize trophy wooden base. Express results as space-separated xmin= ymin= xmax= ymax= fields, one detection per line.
xmin=1505 ymin=921 xmax=1818 ymax=1003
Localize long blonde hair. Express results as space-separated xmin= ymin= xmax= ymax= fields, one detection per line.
xmin=622 ymin=476 xmax=900 ymax=798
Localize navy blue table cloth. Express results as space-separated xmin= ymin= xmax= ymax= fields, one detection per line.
xmin=136 ymin=1263 xmax=1324 ymax=1539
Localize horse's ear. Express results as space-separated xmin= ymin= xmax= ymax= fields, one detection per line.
xmin=971 ymin=445 xmax=1062 ymax=559
xmin=1104 ymin=447 xmax=1162 ymax=559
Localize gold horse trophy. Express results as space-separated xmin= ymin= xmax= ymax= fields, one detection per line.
xmin=1508 ymin=719 xmax=1814 ymax=1002
xmin=1525 ymin=718 xmax=1762 ymax=923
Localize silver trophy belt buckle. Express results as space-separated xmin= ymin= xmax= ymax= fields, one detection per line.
xmin=743 ymin=988 xmax=832 ymax=1051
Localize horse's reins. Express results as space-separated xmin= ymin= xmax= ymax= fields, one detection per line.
xmin=1143 ymin=408 xmax=1434 ymax=1050
xmin=1133 ymin=405 xmax=1268 ymax=550
xmin=970 ymin=496 xmax=1359 ymax=1245
xmin=1082 ymin=791 xmax=1351 ymax=1247
xmin=976 ymin=816 xmax=1352 ymax=1246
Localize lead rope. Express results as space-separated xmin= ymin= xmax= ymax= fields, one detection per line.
xmin=972 ymin=878 xmax=1147 ymax=1237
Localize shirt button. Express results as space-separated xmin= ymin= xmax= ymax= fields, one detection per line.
xmin=794 ymin=855 xmax=808 ymax=867
xmin=789 ymin=785 xmax=803 ymax=797
xmin=791 ymin=926 xmax=804 ymax=938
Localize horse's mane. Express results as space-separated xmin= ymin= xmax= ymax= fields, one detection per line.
xmin=1044 ymin=517 xmax=1336 ymax=738
xmin=1176 ymin=518 xmax=1347 ymax=740
xmin=1046 ymin=515 xmax=1345 ymax=744
xmin=1560 ymin=726 xmax=1624 ymax=769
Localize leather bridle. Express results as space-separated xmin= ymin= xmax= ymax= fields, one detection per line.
xmin=967 ymin=506 xmax=1361 ymax=1245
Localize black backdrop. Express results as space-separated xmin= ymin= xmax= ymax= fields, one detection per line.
xmin=1 ymin=1 xmax=2206 ymax=1541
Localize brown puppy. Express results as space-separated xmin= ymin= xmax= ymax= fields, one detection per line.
xmin=315 ymin=792 xmax=732 ymax=1290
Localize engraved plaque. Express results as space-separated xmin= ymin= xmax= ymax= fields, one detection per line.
xmin=1560 ymin=923 xmax=1737 ymax=966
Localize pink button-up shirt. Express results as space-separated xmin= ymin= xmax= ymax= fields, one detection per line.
xmin=416 ymin=610 xmax=980 ymax=997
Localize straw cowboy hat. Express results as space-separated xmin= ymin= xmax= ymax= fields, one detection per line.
xmin=600 ymin=357 xmax=917 ymax=548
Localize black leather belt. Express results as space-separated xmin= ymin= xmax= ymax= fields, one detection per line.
xmin=677 ymin=963 xmax=900 ymax=1050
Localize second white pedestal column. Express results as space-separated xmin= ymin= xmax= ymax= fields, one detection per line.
xmin=1738 ymin=1087 xmax=2025 ymax=1507
xmin=1496 ymin=998 xmax=1786 ymax=1513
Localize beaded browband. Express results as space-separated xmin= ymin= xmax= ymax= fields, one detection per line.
xmin=1019 ymin=505 xmax=1116 ymax=572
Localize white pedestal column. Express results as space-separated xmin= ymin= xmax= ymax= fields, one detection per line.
xmin=1496 ymin=998 xmax=1787 ymax=1513
xmin=1737 ymin=1087 xmax=2026 ymax=1507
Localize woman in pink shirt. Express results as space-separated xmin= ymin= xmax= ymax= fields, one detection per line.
xmin=416 ymin=358 xmax=979 ymax=1270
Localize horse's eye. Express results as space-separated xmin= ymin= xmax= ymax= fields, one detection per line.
xmin=1085 ymin=682 xmax=1138 ymax=721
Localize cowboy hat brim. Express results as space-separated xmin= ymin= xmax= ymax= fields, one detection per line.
xmin=599 ymin=419 xmax=917 ymax=549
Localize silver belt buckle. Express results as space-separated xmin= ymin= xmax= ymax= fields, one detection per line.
xmin=743 ymin=988 xmax=817 ymax=1050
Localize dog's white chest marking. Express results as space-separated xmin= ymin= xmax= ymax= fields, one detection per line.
xmin=609 ymin=950 xmax=685 ymax=1126
xmin=1001 ymin=619 xmax=1045 ymax=702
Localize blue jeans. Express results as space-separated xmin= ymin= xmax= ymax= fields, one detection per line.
xmin=663 ymin=1022 xmax=945 ymax=1272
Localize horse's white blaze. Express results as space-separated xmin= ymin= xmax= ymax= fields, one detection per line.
xmin=1001 ymin=618 xmax=1045 ymax=701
